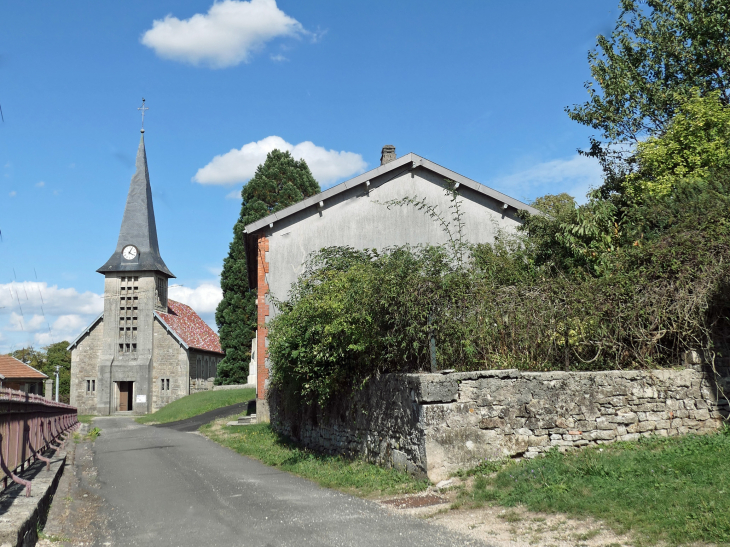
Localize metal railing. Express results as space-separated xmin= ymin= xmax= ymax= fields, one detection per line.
xmin=0 ymin=387 xmax=79 ymax=496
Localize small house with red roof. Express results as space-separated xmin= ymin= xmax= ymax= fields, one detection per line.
xmin=68 ymin=129 xmax=224 ymax=415
xmin=0 ymin=354 xmax=48 ymax=395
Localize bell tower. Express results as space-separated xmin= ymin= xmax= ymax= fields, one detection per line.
xmin=95 ymin=125 xmax=175 ymax=415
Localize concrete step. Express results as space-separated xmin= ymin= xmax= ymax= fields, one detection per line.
xmin=226 ymin=414 xmax=256 ymax=426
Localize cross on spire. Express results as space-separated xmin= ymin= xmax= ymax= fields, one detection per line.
xmin=138 ymin=98 xmax=149 ymax=132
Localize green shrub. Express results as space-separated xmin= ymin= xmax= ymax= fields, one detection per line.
xmin=268 ymin=173 xmax=730 ymax=406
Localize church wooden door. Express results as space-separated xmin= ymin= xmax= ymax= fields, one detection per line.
xmin=118 ymin=382 xmax=132 ymax=411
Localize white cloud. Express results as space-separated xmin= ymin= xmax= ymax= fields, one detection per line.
xmin=194 ymin=135 xmax=367 ymax=188
xmin=226 ymin=189 xmax=242 ymax=200
xmin=494 ymin=154 xmax=603 ymax=204
xmin=270 ymin=53 xmax=288 ymax=62
xmin=33 ymin=315 xmax=88 ymax=346
xmin=35 ymin=181 xmax=45 ymax=187
xmin=169 ymin=283 xmax=223 ymax=315
xmin=9 ymin=191 xmax=16 ymax=197
xmin=0 ymin=282 xmax=103 ymax=317
xmin=0 ymin=282 xmax=103 ymax=352
xmin=141 ymin=0 xmax=306 ymax=68
xmin=6 ymin=313 xmax=47 ymax=332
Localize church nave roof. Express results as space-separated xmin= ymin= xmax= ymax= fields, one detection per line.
xmin=155 ymin=300 xmax=223 ymax=354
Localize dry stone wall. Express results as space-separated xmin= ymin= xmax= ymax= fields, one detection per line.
xmin=270 ymin=361 xmax=729 ymax=483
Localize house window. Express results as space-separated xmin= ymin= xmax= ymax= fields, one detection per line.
xmin=166 ymin=378 xmax=170 ymax=391
xmin=131 ymin=343 xmax=137 ymax=353
xmin=160 ymin=378 xmax=171 ymax=391
xmin=87 ymin=379 xmax=96 ymax=393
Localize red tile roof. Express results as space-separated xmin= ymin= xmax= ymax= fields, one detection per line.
xmin=0 ymin=355 xmax=48 ymax=380
xmin=156 ymin=299 xmax=223 ymax=354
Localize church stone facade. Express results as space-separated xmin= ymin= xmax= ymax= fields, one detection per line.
xmin=69 ymin=131 xmax=223 ymax=416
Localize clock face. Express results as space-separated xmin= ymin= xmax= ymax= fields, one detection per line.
xmin=122 ymin=245 xmax=138 ymax=260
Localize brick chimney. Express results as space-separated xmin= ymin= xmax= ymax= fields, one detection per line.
xmin=380 ymin=145 xmax=396 ymax=165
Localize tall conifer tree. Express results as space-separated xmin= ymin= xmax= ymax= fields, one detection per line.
xmin=216 ymin=150 xmax=320 ymax=384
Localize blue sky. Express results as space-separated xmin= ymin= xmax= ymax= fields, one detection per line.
xmin=0 ymin=0 xmax=617 ymax=353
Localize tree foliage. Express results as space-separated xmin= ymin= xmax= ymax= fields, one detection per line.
xmin=216 ymin=150 xmax=320 ymax=384
xmin=568 ymin=0 xmax=730 ymax=145
xmin=9 ymin=341 xmax=71 ymax=402
xmin=625 ymin=91 xmax=730 ymax=197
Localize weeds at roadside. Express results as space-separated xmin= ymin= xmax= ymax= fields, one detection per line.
xmin=37 ymin=522 xmax=70 ymax=543
xmin=200 ymin=418 xmax=428 ymax=498
xmin=86 ymin=427 xmax=101 ymax=441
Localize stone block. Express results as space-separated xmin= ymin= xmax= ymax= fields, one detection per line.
xmin=478 ymin=417 xmax=504 ymax=430
xmin=583 ymin=430 xmax=616 ymax=441
xmin=693 ymin=409 xmax=710 ymax=421
xmin=638 ymin=421 xmax=656 ymax=432
xmin=416 ymin=376 xmax=458 ymax=403
xmin=528 ymin=435 xmax=549 ymax=447
xmin=608 ymin=412 xmax=638 ymax=424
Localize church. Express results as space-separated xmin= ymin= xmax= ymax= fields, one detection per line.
xmin=69 ymin=128 xmax=224 ymax=415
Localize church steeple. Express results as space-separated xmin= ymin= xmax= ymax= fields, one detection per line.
xmin=97 ymin=132 xmax=174 ymax=278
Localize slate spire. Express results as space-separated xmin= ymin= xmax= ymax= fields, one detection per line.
xmin=97 ymin=132 xmax=174 ymax=277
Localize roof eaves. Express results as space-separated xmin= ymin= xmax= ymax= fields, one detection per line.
xmin=67 ymin=312 xmax=104 ymax=351
xmin=243 ymin=153 xmax=540 ymax=233
xmin=153 ymin=312 xmax=190 ymax=350
xmin=244 ymin=154 xmax=416 ymax=234
xmin=417 ymin=157 xmax=541 ymax=215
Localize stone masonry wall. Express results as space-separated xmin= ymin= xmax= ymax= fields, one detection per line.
xmin=69 ymin=318 xmax=104 ymax=414
xmin=270 ymin=360 xmax=729 ymax=483
xmin=269 ymin=374 xmax=428 ymax=476
xmin=152 ymin=320 xmax=189 ymax=410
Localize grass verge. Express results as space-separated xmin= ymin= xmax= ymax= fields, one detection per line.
xmin=200 ymin=418 xmax=429 ymax=498
xmin=459 ymin=426 xmax=730 ymax=545
xmin=135 ymin=388 xmax=255 ymax=424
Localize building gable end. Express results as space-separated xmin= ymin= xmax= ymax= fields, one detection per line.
xmin=67 ymin=312 xmax=104 ymax=351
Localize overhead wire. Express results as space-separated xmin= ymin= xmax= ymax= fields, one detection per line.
xmin=34 ymin=268 xmax=52 ymax=336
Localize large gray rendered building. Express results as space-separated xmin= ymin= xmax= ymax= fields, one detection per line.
xmin=243 ymin=145 xmax=541 ymax=420
xmin=69 ymin=131 xmax=223 ymax=415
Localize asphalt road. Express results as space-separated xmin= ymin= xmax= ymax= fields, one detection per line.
xmin=91 ymin=417 xmax=488 ymax=547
